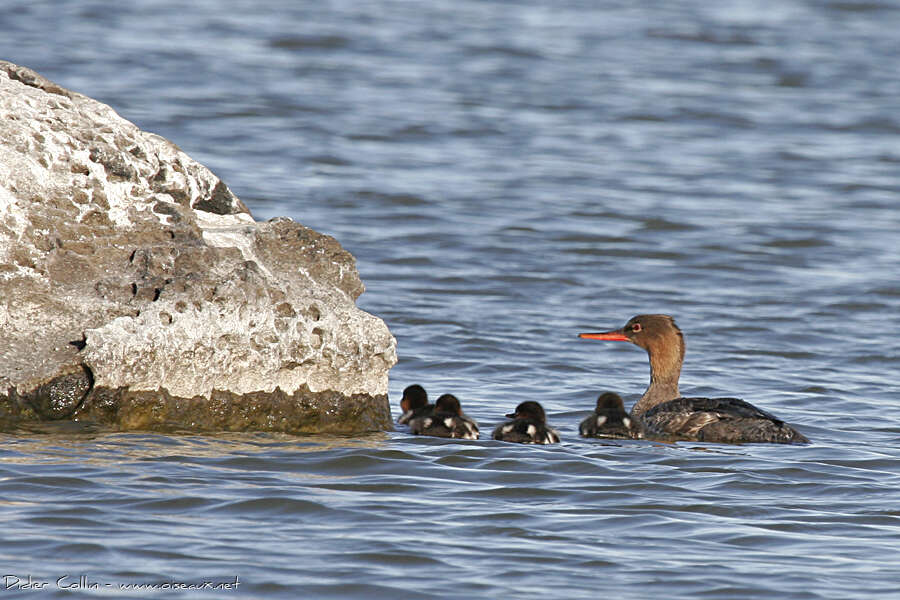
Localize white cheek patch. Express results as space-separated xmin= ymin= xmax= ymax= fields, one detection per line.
xmin=444 ymin=418 xmax=454 ymax=429
xmin=596 ymin=416 xmax=607 ymax=427
xmin=502 ymin=424 xmax=514 ymax=434
xmin=423 ymin=418 xmax=433 ymax=428
xmin=623 ymin=417 xmax=632 ymax=429
xmin=526 ymin=424 xmax=537 ymax=438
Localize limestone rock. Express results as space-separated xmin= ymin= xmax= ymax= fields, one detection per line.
xmin=0 ymin=61 xmax=397 ymax=433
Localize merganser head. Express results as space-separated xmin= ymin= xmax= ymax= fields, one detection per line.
xmin=578 ymin=315 xmax=685 ymax=414
xmin=400 ymin=384 xmax=428 ymax=413
xmin=435 ymin=393 xmax=463 ymax=415
xmin=506 ymin=400 xmax=548 ymax=423
xmin=579 ymin=314 xmax=685 ymax=363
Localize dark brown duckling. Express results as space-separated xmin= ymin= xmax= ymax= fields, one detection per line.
xmin=492 ymin=401 xmax=559 ymax=445
xmin=579 ymin=392 xmax=645 ymax=439
xmin=409 ymin=394 xmax=479 ymax=440
xmin=397 ymin=384 xmax=433 ymax=425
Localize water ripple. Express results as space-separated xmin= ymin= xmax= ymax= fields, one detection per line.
xmin=4 ymin=0 xmax=900 ymax=598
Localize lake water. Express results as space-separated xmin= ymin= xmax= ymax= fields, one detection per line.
xmin=3 ymin=1 xmax=900 ymax=597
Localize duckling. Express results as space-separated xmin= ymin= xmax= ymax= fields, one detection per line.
xmin=579 ymin=392 xmax=645 ymax=439
xmin=492 ymin=401 xmax=559 ymax=444
xmin=409 ymin=394 xmax=479 ymax=440
xmin=397 ymin=384 xmax=433 ymax=425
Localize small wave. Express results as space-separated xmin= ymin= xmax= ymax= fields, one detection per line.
xmin=269 ymin=34 xmax=350 ymax=50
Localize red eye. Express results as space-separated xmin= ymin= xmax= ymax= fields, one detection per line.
xmin=631 ymin=323 xmax=642 ymax=332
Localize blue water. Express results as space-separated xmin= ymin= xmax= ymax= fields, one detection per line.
xmin=3 ymin=0 xmax=900 ymax=598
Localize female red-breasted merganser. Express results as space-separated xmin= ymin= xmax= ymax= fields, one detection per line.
xmin=409 ymin=394 xmax=479 ymax=439
xmin=579 ymin=392 xmax=645 ymax=439
xmin=397 ymin=384 xmax=432 ymax=424
xmin=492 ymin=401 xmax=560 ymax=444
xmin=579 ymin=315 xmax=809 ymax=444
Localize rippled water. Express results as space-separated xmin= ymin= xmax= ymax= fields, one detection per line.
xmin=4 ymin=0 xmax=900 ymax=598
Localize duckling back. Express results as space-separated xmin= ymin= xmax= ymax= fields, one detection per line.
xmin=399 ymin=404 xmax=434 ymax=425
xmin=492 ymin=418 xmax=560 ymax=444
xmin=410 ymin=413 xmax=479 ymax=439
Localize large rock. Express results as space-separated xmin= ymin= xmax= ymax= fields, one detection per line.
xmin=0 ymin=61 xmax=397 ymax=433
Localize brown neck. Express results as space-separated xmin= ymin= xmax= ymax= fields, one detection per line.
xmin=631 ymin=336 xmax=684 ymax=416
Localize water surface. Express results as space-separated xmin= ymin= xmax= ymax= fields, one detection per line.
xmin=3 ymin=1 xmax=900 ymax=598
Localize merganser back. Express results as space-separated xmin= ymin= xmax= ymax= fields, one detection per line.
xmin=492 ymin=401 xmax=560 ymax=445
xmin=397 ymin=384 xmax=432 ymax=424
xmin=409 ymin=394 xmax=479 ymax=440
xmin=579 ymin=392 xmax=645 ymax=439
xmin=579 ymin=315 xmax=809 ymax=444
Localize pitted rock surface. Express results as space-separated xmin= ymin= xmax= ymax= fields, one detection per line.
xmin=0 ymin=61 xmax=396 ymax=433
